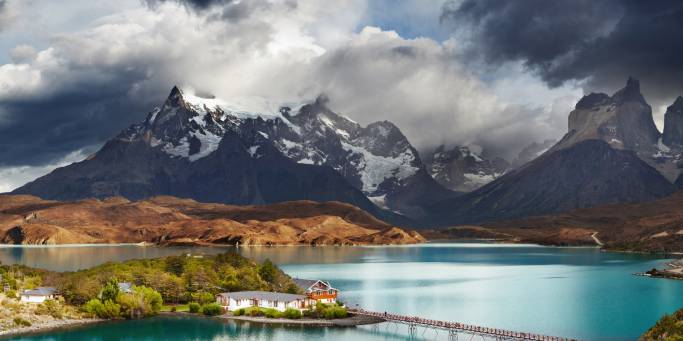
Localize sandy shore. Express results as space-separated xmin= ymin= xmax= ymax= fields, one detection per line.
xmin=0 ymin=318 xmax=104 ymax=338
xmin=220 ymin=314 xmax=384 ymax=326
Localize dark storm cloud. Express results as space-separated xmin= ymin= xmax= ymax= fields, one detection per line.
xmin=443 ymin=0 xmax=683 ymax=105
xmin=144 ymin=0 xmax=234 ymax=10
xmin=144 ymin=0 xmax=284 ymax=22
xmin=0 ymin=84 xmax=158 ymax=167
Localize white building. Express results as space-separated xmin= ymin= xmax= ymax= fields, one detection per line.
xmin=20 ymin=287 xmax=57 ymax=303
xmin=118 ymin=282 xmax=133 ymax=293
xmin=216 ymin=291 xmax=311 ymax=312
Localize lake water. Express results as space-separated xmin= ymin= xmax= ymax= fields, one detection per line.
xmin=0 ymin=243 xmax=680 ymax=340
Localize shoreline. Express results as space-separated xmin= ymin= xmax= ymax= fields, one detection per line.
xmin=218 ymin=313 xmax=384 ymax=326
xmin=0 ymin=318 xmax=105 ymax=339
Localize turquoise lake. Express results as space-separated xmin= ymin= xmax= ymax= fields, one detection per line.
xmin=0 ymin=243 xmax=679 ymax=340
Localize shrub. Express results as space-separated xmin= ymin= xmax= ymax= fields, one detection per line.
xmin=324 ymin=306 xmax=347 ymax=319
xmin=5 ymin=290 xmax=16 ymax=299
xmin=263 ymin=308 xmax=282 ymax=318
xmin=13 ymin=317 xmax=31 ymax=327
xmin=201 ymin=303 xmax=223 ymax=316
xmin=188 ymin=302 xmax=201 ymax=313
xmin=246 ymin=307 xmax=264 ymax=317
xmin=101 ymin=300 xmax=122 ymax=319
xmin=82 ymin=298 xmax=120 ymax=319
xmin=283 ymin=308 xmax=302 ymax=319
xmin=232 ymin=308 xmax=244 ymax=316
xmin=82 ymin=299 xmax=104 ymax=317
xmin=36 ymin=299 xmax=63 ymax=319
xmin=170 ymin=306 xmax=177 ymax=312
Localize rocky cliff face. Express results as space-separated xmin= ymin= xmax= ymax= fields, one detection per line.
xmin=426 ymin=139 xmax=676 ymax=226
xmin=14 ymin=87 xmax=454 ymax=221
xmin=554 ymin=77 xmax=661 ymax=153
xmin=552 ymin=78 xmax=683 ymax=182
xmin=423 ymin=145 xmax=509 ymax=192
xmin=663 ymin=97 xmax=683 ymax=147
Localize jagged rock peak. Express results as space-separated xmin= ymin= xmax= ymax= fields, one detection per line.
xmin=612 ymin=76 xmax=647 ymax=104
xmin=663 ymin=96 xmax=683 ymax=147
xmin=165 ymin=85 xmax=185 ymax=105
xmin=670 ymin=96 xmax=683 ymax=112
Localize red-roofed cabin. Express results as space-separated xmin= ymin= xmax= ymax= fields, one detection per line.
xmin=293 ymin=278 xmax=338 ymax=304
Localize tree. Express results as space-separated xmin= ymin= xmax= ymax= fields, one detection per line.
xmin=191 ymin=291 xmax=214 ymax=305
xmin=165 ymin=256 xmax=187 ymax=276
xmin=118 ymin=286 xmax=163 ymax=319
xmin=258 ymin=259 xmax=277 ymax=283
xmin=101 ymin=279 xmax=120 ymax=302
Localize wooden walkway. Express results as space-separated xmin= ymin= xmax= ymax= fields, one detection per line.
xmin=349 ymin=308 xmax=578 ymax=341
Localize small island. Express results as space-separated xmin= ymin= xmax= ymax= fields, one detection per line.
xmin=0 ymin=251 xmax=373 ymax=337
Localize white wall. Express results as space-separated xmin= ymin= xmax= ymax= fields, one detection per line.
xmin=20 ymin=295 xmax=50 ymax=303
xmin=221 ymin=297 xmax=308 ymax=312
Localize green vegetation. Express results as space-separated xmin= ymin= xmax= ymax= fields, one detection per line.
xmin=232 ymin=307 xmax=282 ymax=318
xmin=200 ymin=303 xmax=223 ymax=316
xmin=188 ymin=302 xmax=201 ymax=313
xmin=642 ymin=308 xmax=683 ymax=340
xmin=81 ymin=284 xmax=163 ymax=320
xmin=0 ymin=252 xmax=306 ymax=325
xmin=283 ymin=307 xmax=303 ymax=319
xmin=56 ymin=252 xmax=299 ymax=307
xmin=232 ymin=303 xmax=344 ymax=320
xmin=13 ymin=317 xmax=31 ymax=327
xmin=304 ymin=302 xmax=348 ymax=319
xmin=35 ymin=299 xmax=64 ymax=319
xmin=161 ymin=304 xmax=189 ymax=312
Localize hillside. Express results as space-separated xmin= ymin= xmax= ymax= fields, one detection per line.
xmin=427 ymin=190 xmax=683 ymax=252
xmin=0 ymin=195 xmax=424 ymax=246
xmin=426 ymin=139 xmax=675 ymax=227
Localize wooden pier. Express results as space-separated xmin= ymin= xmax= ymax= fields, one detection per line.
xmin=349 ymin=308 xmax=578 ymax=341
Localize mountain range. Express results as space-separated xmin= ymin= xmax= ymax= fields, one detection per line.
xmin=12 ymin=78 xmax=683 ymax=229
xmin=426 ymin=78 xmax=683 ymax=226
xmin=423 ymin=145 xmax=509 ymax=192
xmin=13 ymin=87 xmax=454 ymax=224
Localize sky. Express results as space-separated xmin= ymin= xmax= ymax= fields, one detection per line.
xmin=0 ymin=0 xmax=682 ymax=192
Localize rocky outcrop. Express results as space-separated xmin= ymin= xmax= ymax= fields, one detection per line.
xmin=423 ymin=145 xmax=508 ymax=192
xmin=0 ymin=195 xmax=425 ymax=245
xmin=426 ymin=139 xmax=676 ymax=226
xmin=663 ymin=96 xmax=683 ymax=147
xmin=554 ymin=77 xmax=660 ymax=153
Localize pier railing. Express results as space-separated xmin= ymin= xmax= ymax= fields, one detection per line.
xmin=348 ymin=308 xmax=578 ymax=341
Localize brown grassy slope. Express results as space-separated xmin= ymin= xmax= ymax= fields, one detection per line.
xmin=478 ymin=191 xmax=683 ymax=251
xmin=0 ymin=195 xmax=423 ymax=246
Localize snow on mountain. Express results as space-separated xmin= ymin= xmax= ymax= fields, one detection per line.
xmin=120 ymin=87 xmax=453 ymax=217
xmin=423 ymin=145 xmax=509 ymax=192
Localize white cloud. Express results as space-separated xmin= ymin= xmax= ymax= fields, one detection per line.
xmin=0 ymin=149 xmax=89 ymax=193
xmin=0 ymin=0 xmax=582 ymax=188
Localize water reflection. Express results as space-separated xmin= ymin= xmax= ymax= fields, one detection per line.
xmin=0 ymin=243 xmax=677 ymax=340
